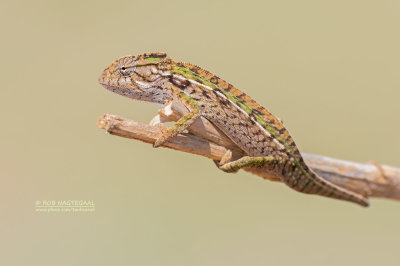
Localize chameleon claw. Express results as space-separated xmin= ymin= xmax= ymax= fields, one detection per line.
xmin=220 ymin=149 xmax=233 ymax=165
xmin=214 ymin=150 xmax=240 ymax=173
xmin=153 ymin=124 xmax=168 ymax=148
xmin=153 ymin=139 xmax=164 ymax=148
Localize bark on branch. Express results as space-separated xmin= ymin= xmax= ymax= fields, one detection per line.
xmin=97 ymin=102 xmax=400 ymax=203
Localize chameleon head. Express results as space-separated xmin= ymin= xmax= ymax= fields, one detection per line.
xmin=98 ymin=52 xmax=173 ymax=104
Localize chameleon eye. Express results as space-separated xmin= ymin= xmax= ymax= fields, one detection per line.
xmin=119 ymin=66 xmax=133 ymax=76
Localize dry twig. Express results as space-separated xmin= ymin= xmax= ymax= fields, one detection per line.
xmin=97 ymin=101 xmax=400 ymax=202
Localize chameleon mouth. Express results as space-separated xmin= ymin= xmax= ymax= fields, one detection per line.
xmin=100 ymin=84 xmax=119 ymax=92
xmin=100 ymin=84 xmax=138 ymax=97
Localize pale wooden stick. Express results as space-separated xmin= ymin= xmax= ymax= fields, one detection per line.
xmin=97 ymin=105 xmax=400 ymax=201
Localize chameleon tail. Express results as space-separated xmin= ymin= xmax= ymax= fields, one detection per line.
xmin=291 ymin=167 xmax=369 ymax=207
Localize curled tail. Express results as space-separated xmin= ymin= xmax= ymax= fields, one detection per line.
xmin=284 ymin=163 xmax=369 ymax=207
xmin=310 ymin=169 xmax=368 ymax=207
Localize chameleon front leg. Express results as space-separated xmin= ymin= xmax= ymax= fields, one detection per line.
xmin=218 ymin=153 xmax=276 ymax=173
xmin=153 ymin=83 xmax=201 ymax=148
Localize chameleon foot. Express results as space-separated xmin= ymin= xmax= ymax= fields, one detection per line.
xmin=154 ymin=84 xmax=201 ymax=148
xmin=213 ymin=150 xmax=239 ymax=172
xmin=153 ymin=124 xmax=169 ymax=147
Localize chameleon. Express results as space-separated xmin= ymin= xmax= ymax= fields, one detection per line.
xmin=98 ymin=52 xmax=369 ymax=207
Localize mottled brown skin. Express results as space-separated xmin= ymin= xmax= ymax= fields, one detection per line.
xmin=99 ymin=52 xmax=369 ymax=207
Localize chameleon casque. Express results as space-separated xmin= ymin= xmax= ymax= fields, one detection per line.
xmin=99 ymin=52 xmax=369 ymax=207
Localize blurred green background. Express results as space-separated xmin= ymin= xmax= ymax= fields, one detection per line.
xmin=1 ymin=0 xmax=399 ymax=265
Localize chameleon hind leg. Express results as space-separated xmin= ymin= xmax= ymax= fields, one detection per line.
xmin=218 ymin=153 xmax=276 ymax=173
xmin=153 ymin=83 xmax=201 ymax=147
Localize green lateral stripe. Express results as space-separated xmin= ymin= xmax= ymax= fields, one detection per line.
xmin=237 ymin=101 xmax=253 ymax=114
xmin=173 ymin=66 xmax=217 ymax=89
xmin=144 ymin=57 xmax=162 ymax=62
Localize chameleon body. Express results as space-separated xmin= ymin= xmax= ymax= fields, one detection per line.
xmin=99 ymin=52 xmax=369 ymax=207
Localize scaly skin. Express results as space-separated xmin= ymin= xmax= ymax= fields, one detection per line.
xmin=99 ymin=52 xmax=369 ymax=207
